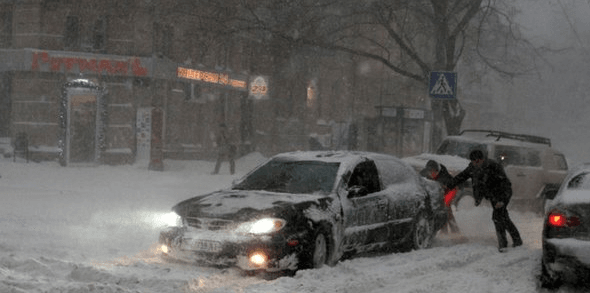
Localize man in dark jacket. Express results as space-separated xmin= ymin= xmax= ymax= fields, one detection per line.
xmin=448 ymin=149 xmax=523 ymax=252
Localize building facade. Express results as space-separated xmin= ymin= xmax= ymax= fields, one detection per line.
xmin=0 ymin=0 xmax=432 ymax=166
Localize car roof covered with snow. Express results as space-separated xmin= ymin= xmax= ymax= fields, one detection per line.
xmin=443 ymin=129 xmax=554 ymax=150
xmin=270 ymin=150 xmax=407 ymax=167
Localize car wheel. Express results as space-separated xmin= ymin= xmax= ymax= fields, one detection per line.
xmin=300 ymin=227 xmax=333 ymax=270
xmin=412 ymin=212 xmax=433 ymax=250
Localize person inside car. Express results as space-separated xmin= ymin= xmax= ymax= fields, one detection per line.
xmin=420 ymin=160 xmax=461 ymax=234
xmin=448 ymin=150 xmax=523 ymax=252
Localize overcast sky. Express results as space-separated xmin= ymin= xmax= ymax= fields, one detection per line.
xmin=515 ymin=0 xmax=590 ymax=49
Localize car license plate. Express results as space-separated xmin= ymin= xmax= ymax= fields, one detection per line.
xmin=182 ymin=239 xmax=222 ymax=253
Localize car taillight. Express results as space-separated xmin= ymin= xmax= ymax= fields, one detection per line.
xmin=547 ymin=211 xmax=581 ymax=228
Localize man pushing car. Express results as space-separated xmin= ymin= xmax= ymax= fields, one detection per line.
xmin=447 ymin=149 xmax=523 ymax=252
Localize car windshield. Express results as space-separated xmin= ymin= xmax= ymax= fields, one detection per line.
xmin=233 ymin=159 xmax=340 ymax=194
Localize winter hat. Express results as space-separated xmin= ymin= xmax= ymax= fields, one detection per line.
xmin=425 ymin=160 xmax=439 ymax=172
xmin=469 ymin=149 xmax=485 ymax=161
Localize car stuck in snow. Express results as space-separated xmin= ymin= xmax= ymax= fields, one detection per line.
xmin=159 ymin=151 xmax=448 ymax=273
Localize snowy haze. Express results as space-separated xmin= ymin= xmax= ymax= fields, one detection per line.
xmin=2 ymin=1 xmax=590 ymax=292
xmin=459 ymin=0 xmax=590 ymax=165
xmin=1 ymin=155 xmax=587 ymax=293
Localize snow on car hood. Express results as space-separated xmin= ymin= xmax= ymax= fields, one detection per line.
xmin=174 ymin=189 xmax=332 ymax=219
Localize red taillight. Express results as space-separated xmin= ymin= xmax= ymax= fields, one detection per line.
xmin=548 ymin=213 xmax=566 ymax=226
xmin=547 ymin=211 xmax=581 ymax=227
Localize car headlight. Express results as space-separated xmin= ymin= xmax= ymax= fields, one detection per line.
xmin=160 ymin=212 xmax=183 ymax=227
xmin=236 ymin=218 xmax=286 ymax=234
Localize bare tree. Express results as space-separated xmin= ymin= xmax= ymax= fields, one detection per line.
xmin=190 ymin=0 xmax=539 ymax=144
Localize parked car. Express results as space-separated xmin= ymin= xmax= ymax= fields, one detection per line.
xmin=159 ymin=151 xmax=447 ymax=273
xmin=540 ymin=163 xmax=590 ymax=288
xmin=403 ymin=130 xmax=568 ymax=213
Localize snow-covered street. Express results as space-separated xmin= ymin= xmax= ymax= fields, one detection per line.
xmin=0 ymin=155 xmax=586 ymax=293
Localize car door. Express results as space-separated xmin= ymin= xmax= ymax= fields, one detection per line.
xmin=374 ymin=158 xmax=424 ymax=242
xmin=341 ymin=159 xmax=390 ymax=253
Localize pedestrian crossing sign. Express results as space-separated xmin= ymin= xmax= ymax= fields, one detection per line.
xmin=429 ymin=71 xmax=457 ymax=99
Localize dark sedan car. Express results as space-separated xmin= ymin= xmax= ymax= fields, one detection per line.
xmin=159 ymin=151 xmax=447 ymax=273
xmin=541 ymin=163 xmax=590 ymax=288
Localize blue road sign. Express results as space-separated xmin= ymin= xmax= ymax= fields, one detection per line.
xmin=429 ymin=71 xmax=457 ymax=99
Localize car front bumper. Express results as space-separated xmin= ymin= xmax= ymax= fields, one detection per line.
xmin=159 ymin=227 xmax=303 ymax=272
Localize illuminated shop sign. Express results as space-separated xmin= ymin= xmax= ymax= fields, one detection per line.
xmin=250 ymin=76 xmax=269 ymax=99
xmin=177 ymin=66 xmax=247 ymax=91
xmin=31 ymin=51 xmax=149 ymax=76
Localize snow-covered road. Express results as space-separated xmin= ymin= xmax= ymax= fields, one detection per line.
xmin=0 ymin=155 xmax=586 ymax=292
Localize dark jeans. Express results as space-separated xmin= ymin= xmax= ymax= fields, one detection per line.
xmin=492 ymin=205 xmax=522 ymax=248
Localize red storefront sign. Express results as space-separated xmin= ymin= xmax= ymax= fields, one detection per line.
xmin=31 ymin=51 xmax=149 ymax=76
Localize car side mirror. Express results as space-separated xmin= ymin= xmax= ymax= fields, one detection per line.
xmin=347 ymin=185 xmax=368 ymax=198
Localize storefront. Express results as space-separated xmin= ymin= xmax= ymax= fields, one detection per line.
xmin=0 ymin=48 xmax=254 ymax=165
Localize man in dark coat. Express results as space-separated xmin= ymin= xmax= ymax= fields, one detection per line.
xmin=420 ymin=160 xmax=460 ymax=234
xmin=448 ymin=149 xmax=523 ymax=252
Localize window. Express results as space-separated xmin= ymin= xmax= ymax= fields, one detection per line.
xmin=93 ymin=17 xmax=107 ymax=51
xmin=523 ymin=149 xmax=542 ymax=167
xmin=553 ymin=154 xmax=568 ymax=170
xmin=494 ymin=146 xmax=522 ymax=166
xmin=215 ymin=41 xmax=229 ymax=69
xmin=64 ymin=16 xmax=80 ymax=49
xmin=64 ymin=15 xmax=107 ymax=52
xmin=0 ymin=5 xmax=12 ymax=48
xmin=374 ymin=159 xmax=413 ymax=187
xmin=348 ymin=161 xmax=381 ymax=194
xmin=436 ymin=139 xmax=485 ymax=159
xmin=232 ymin=159 xmax=340 ymax=194
xmin=153 ymin=22 xmax=173 ymax=58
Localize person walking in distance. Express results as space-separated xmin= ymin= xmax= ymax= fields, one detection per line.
xmin=212 ymin=123 xmax=236 ymax=175
xmin=420 ymin=160 xmax=461 ymax=234
xmin=448 ymin=149 xmax=523 ymax=252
